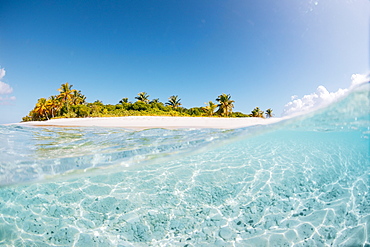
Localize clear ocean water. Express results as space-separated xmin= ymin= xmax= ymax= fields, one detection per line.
xmin=0 ymin=83 xmax=369 ymax=246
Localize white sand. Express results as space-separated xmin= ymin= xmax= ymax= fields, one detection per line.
xmin=14 ymin=116 xmax=283 ymax=130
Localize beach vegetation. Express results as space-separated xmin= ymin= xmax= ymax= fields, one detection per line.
xmin=265 ymin=108 xmax=273 ymax=118
xmin=230 ymin=112 xmax=250 ymax=118
xmin=150 ymin=98 xmax=160 ymax=104
xmin=131 ymin=101 xmax=150 ymax=111
xmin=71 ymin=104 xmax=90 ymax=118
xmin=57 ymin=82 xmax=76 ymax=114
xmin=186 ymin=107 xmax=204 ymax=116
xmin=93 ymin=100 xmax=104 ymax=106
xmin=22 ymin=83 xmax=273 ymax=121
xmin=48 ymin=95 xmax=61 ymax=118
xmin=203 ymin=101 xmax=218 ymax=116
xmin=216 ymin=94 xmax=235 ymax=117
xmin=119 ymin=98 xmax=129 ymax=104
xmin=135 ymin=92 xmax=150 ymax=103
xmin=251 ymin=107 xmax=265 ymax=118
xmin=33 ymin=98 xmax=50 ymax=120
xmin=166 ymin=95 xmax=182 ymax=108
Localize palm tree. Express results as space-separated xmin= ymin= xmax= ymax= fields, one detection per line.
xmin=33 ymin=98 xmax=50 ymax=120
xmin=216 ymin=94 xmax=234 ymax=117
xmin=265 ymin=108 xmax=273 ymax=118
xmin=251 ymin=107 xmax=264 ymax=118
xmin=119 ymin=98 xmax=129 ymax=104
xmin=57 ymin=82 xmax=76 ymax=113
xmin=47 ymin=95 xmax=62 ymax=118
xmin=150 ymin=98 xmax=160 ymax=104
xmin=166 ymin=95 xmax=182 ymax=108
xmin=71 ymin=90 xmax=86 ymax=105
xmin=135 ymin=92 xmax=150 ymax=103
xmin=204 ymin=101 xmax=218 ymax=116
xmin=93 ymin=100 xmax=104 ymax=105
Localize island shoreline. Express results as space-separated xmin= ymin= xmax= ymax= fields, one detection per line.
xmin=11 ymin=116 xmax=283 ymax=130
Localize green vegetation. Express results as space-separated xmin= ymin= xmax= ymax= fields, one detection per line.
xmin=22 ymin=83 xmax=274 ymax=121
xmin=166 ymin=95 xmax=182 ymax=108
xmin=265 ymin=108 xmax=274 ymax=118
xmin=204 ymin=101 xmax=218 ymax=116
xmin=216 ymin=93 xmax=235 ymax=117
xmin=251 ymin=107 xmax=264 ymax=118
xmin=135 ymin=92 xmax=150 ymax=104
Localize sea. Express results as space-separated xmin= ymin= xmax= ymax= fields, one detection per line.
xmin=0 ymin=82 xmax=369 ymax=246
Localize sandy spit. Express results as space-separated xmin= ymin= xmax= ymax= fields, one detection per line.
xmin=13 ymin=116 xmax=283 ymax=130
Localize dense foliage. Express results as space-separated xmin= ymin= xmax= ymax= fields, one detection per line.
xmin=22 ymin=83 xmax=273 ymax=121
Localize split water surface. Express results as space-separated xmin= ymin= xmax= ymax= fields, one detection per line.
xmin=0 ymin=84 xmax=369 ymax=246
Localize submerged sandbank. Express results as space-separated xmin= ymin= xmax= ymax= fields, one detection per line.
xmin=14 ymin=116 xmax=283 ymax=130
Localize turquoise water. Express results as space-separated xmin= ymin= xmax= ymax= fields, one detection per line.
xmin=0 ymin=84 xmax=369 ymax=246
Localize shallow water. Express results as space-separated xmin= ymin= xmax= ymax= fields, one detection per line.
xmin=0 ymin=84 xmax=369 ymax=246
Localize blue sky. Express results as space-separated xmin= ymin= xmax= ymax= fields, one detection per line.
xmin=0 ymin=0 xmax=368 ymax=124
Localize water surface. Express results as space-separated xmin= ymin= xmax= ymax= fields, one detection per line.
xmin=0 ymin=84 xmax=369 ymax=246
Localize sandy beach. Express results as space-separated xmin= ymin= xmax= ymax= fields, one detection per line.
xmin=14 ymin=116 xmax=283 ymax=130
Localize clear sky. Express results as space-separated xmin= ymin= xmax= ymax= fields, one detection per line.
xmin=0 ymin=0 xmax=368 ymax=124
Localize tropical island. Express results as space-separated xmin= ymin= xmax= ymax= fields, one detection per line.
xmin=22 ymin=83 xmax=273 ymax=122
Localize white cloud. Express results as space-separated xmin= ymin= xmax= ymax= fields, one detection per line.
xmin=282 ymin=73 xmax=368 ymax=117
xmin=0 ymin=95 xmax=16 ymax=105
xmin=0 ymin=81 xmax=13 ymax=94
xmin=282 ymin=85 xmax=348 ymax=116
xmin=0 ymin=68 xmax=5 ymax=79
xmin=350 ymin=73 xmax=368 ymax=88
xmin=0 ymin=96 xmax=16 ymax=101
xmin=291 ymin=95 xmax=298 ymax=100
xmin=0 ymin=68 xmax=13 ymax=95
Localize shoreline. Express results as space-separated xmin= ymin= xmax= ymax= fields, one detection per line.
xmin=10 ymin=116 xmax=283 ymax=130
